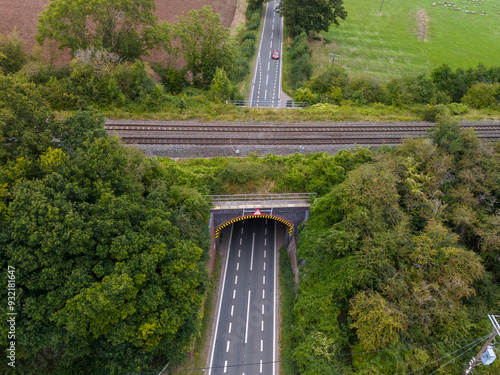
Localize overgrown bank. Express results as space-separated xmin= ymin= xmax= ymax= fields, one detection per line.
xmin=283 ymin=119 xmax=500 ymax=374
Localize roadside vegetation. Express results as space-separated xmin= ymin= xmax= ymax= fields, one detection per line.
xmin=1 ymin=0 xmax=500 ymax=373
xmin=281 ymin=119 xmax=500 ymax=374
xmin=0 ymin=76 xmax=211 ymax=374
xmin=0 ymin=0 xmax=498 ymax=122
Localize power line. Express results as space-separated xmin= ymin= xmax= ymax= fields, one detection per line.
xmin=120 ymin=337 xmax=486 ymax=375
xmin=408 ymin=335 xmax=489 ymax=375
xmin=428 ymin=336 xmax=490 ymax=375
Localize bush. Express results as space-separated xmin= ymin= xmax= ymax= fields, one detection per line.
xmin=446 ymin=102 xmax=469 ymax=115
xmin=420 ymin=104 xmax=450 ymax=122
xmin=240 ymin=39 xmax=256 ymax=59
xmin=434 ymin=90 xmax=452 ymax=105
xmin=246 ymin=10 xmax=262 ymax=31
xmin=68 ymin=52 xmax=163 ymax=108
xmin=347 ymin=76 xmax=386 ymax=104
xmin=386 ymin=75 xmax=436 ymax=107
xmin=241 ymin=31 xmax=256 ymax=42
xmin=153 ymin=65 xmax=187 ymax=94
xmin=293 ymin=88 xmax=318 ymax=105
xmin=21 ymin=62 xmax=71 ymax=84
xmin=431 ymin=63 xmax=500 ymax=103
xmin=0 ymin=31 xmax=27 ymax=74
xmin=306 ymin=65 xmax=348 ymax=96
xmin=230 ymin=53 xmax=250 ymax=82
xmin=288 ymin=32 xmax=313 ymax=89
xmin=461 ymin=82 xmax=498 ymax=109
xmin=38 ymin=76 xmax=78 ymax=110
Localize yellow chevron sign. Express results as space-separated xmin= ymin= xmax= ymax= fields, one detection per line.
xmin=215 ymin=214 xmax=293 ymax=238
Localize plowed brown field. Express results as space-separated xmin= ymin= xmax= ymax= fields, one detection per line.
xmin=0 ymin=0 xmax=237 ymax=52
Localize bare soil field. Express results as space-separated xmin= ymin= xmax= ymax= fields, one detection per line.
xmin=0 ymin=0 xmax=237 ymax=53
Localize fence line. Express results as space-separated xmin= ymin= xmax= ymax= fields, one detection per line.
xmin=205 ymin=193 xmax=315 ymax=204
xmin=226 ymin=100 xmax=308 ymax=108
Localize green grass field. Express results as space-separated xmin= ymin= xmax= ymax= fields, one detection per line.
xmin=315 ymin=0 xmax=500 ymax=82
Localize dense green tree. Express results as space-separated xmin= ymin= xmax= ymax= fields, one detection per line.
xmin=0 ymin=78 xmax=209 ymax=374
xmin=277 ymin=0 xmax=347 ymax=36
xmin=0 ymin=31 xmax=27 ymax=74
xmin=173 ymin=6 xmax=238 ymax=88
xmin=36 ymin=0 xmax=161 ymax=59
xmin=288 ymin=122 xmax=499 ymax=374
xmin=461 ymin=82 xmax=499 ymax=109
xmin=0 ymin=75 xmax=57 ymax=164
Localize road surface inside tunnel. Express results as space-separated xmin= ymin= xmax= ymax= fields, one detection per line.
xmin=208 ymin=218 xmax=283 ymax=375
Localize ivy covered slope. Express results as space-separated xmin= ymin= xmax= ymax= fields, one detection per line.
xmin=290 ymin=121 xmax=500 ymax=374
xmin=0 ymin=75 xmax=211 ymax=375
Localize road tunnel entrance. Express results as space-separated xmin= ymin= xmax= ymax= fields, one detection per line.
xmin=215 ymin=213 xmax=293 ymax=238
xmin=206 ymin=194 xmax=312 ymax=273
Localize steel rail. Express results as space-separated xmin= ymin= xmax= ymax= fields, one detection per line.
xmin=119 ymin=134 xmax=499 ymax=146
xmin=105 ymin=123 xmax=500 ymax=133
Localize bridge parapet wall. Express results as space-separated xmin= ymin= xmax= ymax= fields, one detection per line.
xmin=211 ymin=206 xmax=310 ymax=237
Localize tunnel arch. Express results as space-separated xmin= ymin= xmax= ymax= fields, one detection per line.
xmin=215 ymin=214 xmax=293 ymax=238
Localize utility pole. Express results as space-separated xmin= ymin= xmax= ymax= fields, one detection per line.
xmin=378 ymin=0 xmax=385 ymax=15
xmin=329 ymin=53 xmax=341 ymax=66
xmin=463 ymin=315 xmax=500 ymax=375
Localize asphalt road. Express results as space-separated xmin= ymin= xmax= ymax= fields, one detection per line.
xmin=208 ymin=218 xmax=277 ymax=375
xmin=249 ymin=0 xmax=283 ymax=107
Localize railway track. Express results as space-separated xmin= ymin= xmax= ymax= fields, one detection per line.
xmin=104 ymin=121 xmax=500 ymax=146
xmin=119 ymin=135 xmax=500 ymax=146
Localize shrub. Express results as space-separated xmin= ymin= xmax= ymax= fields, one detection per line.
xmin=209 ymin=67 xmax=232 ymax=103
xmin=330 ymin=86 xmax=343 ymax=105
xmin=347 ymin=76 xmax=385 ymax=104
xmin=38 ymin=76 xmax=78 ymax=110
xmin=153 ymin=65 xmax=187 ymax=94
xmin=21 ymin=62 xmax=71 ymax=84
xmin=386 ymin=75 xmax=436 ymax=107
xmin=241 ymin=31 xmax=256 ymax=42
xmin=288 ymin=32 xmax=313 ymax=89
xmin=246 ymin=10 xmax=262 ymax=31
xmin=420 ymin=104 xmax=450 ymax=122
xmin=112 ymin=61 xmax=158 ymax=101
xmin=461 ymin=82 xmax=498 ymax=109
xmin=230 ymin=54 xmax=250 ymax=82
xmin=446 ymin=102 xmax=469 ymax=115
xmin=434 ymin=90 xmax=452 ymax=105
xmin=0 ymin=31 xmax=27 ymax=74
xmin=306 ymin=65 xmax=348 ymax=96
xmin=293 ymin=88 xmax=318 ymax=105
xmin=240 ymin=39 xmax=255 ymax=59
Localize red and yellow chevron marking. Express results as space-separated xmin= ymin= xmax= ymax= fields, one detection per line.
xmin=215 ymin=214 xmax=293 ymax=238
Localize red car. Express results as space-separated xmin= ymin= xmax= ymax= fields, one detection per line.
xmin=271 ymin=50 xmax=280 ymax=60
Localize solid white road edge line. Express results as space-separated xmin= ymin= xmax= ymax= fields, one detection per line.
xmin=249 ymin=0 xmax=270 ymax=105
xmin=273 ymin=219 xmax=277 ymax=375
xmin=208 ymin=224 xmax=234 ymax=375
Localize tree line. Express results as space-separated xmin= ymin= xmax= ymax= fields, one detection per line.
xmin=0 ymin=75 xmax=212 ymax=374
xmin=289 ymin=40 xmax=500 ymax=113
xmin=283 ymin=120 xmax=500 ymax=374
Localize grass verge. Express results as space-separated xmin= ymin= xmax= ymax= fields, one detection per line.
xmin=279 ymin=246 xmax=298 ymax=375
xmin=92 ymin=103 xmax=499 ymax=123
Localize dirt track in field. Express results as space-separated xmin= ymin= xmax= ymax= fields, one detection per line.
xmin=0 ymin=0 xmax=237 ymax=55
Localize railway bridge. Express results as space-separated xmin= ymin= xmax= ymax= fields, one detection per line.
xmin=206 ymin=193 xmax=313 ymax=268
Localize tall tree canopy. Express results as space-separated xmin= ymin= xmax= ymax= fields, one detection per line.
xmin=277 ymin=0 xmax=347 ymax=36
xmin=36 ymin=0 xmax=160 ymax=59
xmin=288 ymin=121 xmax=500 ymax=374
xmin=173 ymin=6 xmax=237 ymax=88
xmin=0 ymin=76 xmax=210 ymax=374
